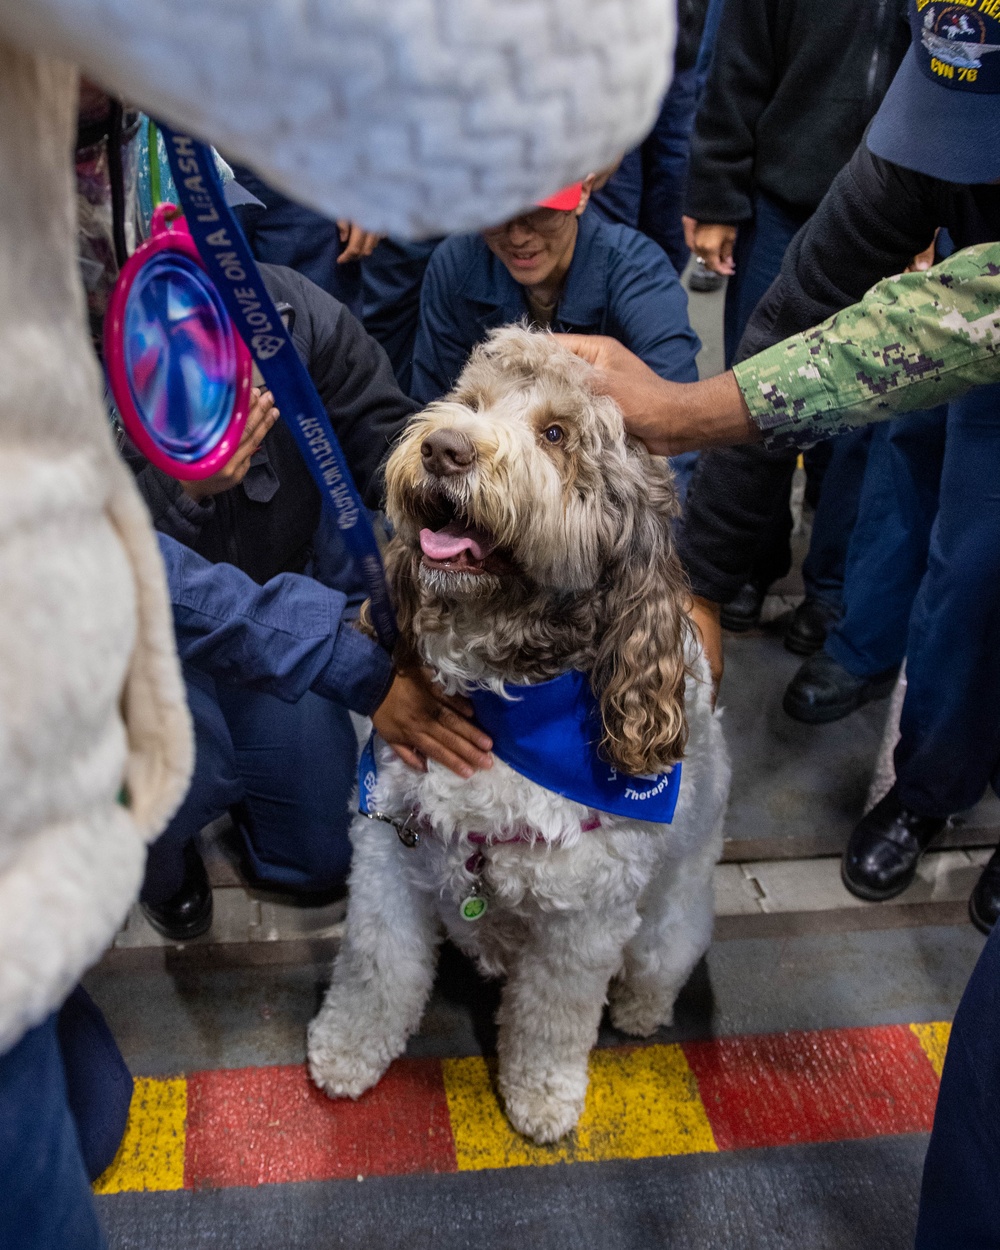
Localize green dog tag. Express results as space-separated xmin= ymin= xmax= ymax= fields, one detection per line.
xmin=460 ymin=894 xmax=488 ymax=922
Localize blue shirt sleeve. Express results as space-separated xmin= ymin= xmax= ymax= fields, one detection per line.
xmin=158 ymin=533 xmax=393 ymax=715
xmin=607 ymin=234 xmax=701 ymax=383
xmin=409 ymin=240 xmax=480 ymax=404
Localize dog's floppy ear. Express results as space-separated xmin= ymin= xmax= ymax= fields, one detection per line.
xmin=591 ymin=457 xmax=691 ymax=775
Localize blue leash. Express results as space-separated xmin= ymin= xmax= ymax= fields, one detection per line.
xmin=159 ymin=126 xmax=398 ymax=653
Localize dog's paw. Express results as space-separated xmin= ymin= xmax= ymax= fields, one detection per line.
xmin=501 ymin=1080 xmax=585 ymax=1144
xmin=307 ymin=1017 xmax=389 ymax=1100
xmin=609 ymin=987 xmax=674 ymax=1038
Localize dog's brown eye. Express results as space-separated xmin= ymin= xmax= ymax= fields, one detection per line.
xmin=543 ymin=425 xmax=564 ymax=444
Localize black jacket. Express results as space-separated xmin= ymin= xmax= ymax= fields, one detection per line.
xmin=685 ymin=0 xmax=909 ymax=223
xmin=131 ymin=263 xmax=418 ymax=585
xmin=679 ymin=143 xmax=1000 ymax=603
xmin=676 ymin=0 xmax=712 ymax=74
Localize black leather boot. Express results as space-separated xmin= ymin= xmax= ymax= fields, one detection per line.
xmin=841 ymin=785 xmax=948 ymax=901
xmin=720 ymin=582 xmax=767 ymax=633
xmin=784 ymin=597 xmax=841 ymax=656
xmin=783 ymin=652 xmax=899 ymax=724
xmin=141 ymin=840 xmax=213 ymax=941
xmin=969 ymin=847 xmax=1000 ymax=935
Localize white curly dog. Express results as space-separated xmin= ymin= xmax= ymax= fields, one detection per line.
xmin=308 ymin=327 xmax=730 ymax=1144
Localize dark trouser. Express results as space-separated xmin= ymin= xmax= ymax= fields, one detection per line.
xmin=826 ymin=409 xmax=947 ymax=678
xmin=680 ymin=431 xmax=871 ymax=608
xmin=723 ymin=193 xmax=810 ymax=370
xmin=826 ymin=387 xmax=1000 ymax=816
xmin=142 ymin=665 xmax=359 ymax=903
xmin=915 ymin=921 xmax=1000 ymax=1248
xmin=895 ymin=386 xmax=1000 ymax=817
xmin=57 ymin=987 xmax=134 ymax=1182
xmin=589 ymin=65 xmax=700 ymax=276
xmin=723 ymin=191 xmax=808 ymax=594
xmin=800 ymin=427 xmax=874 ymax=607
xmin=723 ymin=193 xmax=805 ymax=589
xmin=0 ymin=987 xmax=133 ymax=1250
xmin=361 ymin=237 xmax=441 ymax=394
xmin=718 ymin=192 xmax=869 ymax=604
xmin=637 ymin=64 xmax=700 ymax=275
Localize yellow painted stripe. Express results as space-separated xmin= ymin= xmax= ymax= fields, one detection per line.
xmin=910 ymin=1021 xmax=951 ymax=1079
xmin=94 ymin=1076 xmax=187 ymax=1194
xmin=441 ymin=1045 xmax=717 ymax=1170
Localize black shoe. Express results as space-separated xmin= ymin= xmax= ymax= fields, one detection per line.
xmin=783 ymin=652 xmax=898 ymax=724
xmin=688 ymin=258 xmax=725 ymax=292
xmin=784 ymin=597 xmax=841 ymax=657
xmin=721 ymin=582 xmax=767 ymax=633
xmin=140 ymin=841 xmax=213 ymax=941
xmin=969 ymin=847 xmax=1000 ymax=935
xmin=841 ymin=785 xmax=948 ymax=902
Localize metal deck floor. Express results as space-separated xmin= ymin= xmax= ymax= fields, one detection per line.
xmin=718 ymin=624 xmax=1000 ymax=862
xmin=90 ymin=923 xmax=982 ymax=1250
xmin=85 ymin=925 xmax=984 ymax=1076
xmin=101 ymin=1137 xmax=929 ymax=1250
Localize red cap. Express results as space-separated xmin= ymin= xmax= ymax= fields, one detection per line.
xmin=536 ymin=182 xmax=584 ymax=211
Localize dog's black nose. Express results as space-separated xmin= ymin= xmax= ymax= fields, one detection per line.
xmin=421 ymin=429 xmax=476 ymax=477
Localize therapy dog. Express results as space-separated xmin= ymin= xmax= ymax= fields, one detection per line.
xmin=308 ymin=326 xmax=730 ymax=1143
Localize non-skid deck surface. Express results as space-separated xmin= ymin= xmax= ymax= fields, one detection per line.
xmin=719 ymin=625 xmax=1000 ymax=861
xmin=95 ymin=1022 xmax=944 ymax=1250
xmin=95 ymin=1020 xmax=947 ymax=1197
xmin=100 ymin=1138 xmax=932 ymax=1250
xmin=89 ymin=925 xmax=984 ymax=1249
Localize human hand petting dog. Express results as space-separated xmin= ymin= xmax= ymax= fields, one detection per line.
xmin=373 ymin=668 xmax=493 ymax=778
xmin=554 ymin=334 xmax=760 ymax=456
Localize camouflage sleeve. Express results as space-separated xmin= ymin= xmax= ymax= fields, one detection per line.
xmin=733 ymin=242 xmax=1000 ymax=447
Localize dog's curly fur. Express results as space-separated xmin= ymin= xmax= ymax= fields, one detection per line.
xmin=308 ymin=327 xmax=730 ymax=1143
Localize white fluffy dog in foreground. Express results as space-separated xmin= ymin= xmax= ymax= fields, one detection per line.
xmin=308 ymin=327 xmax=730 ymax=1143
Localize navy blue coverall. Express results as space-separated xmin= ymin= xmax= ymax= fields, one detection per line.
xmin=410 ymin=210 xmax=700 ymax=406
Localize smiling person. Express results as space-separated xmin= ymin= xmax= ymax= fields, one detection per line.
xmin=409 ymin=178 xmax=702 ymax=496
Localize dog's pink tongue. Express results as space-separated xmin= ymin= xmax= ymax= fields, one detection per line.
xmin=419 ymin=521 xmax=494 ymax=561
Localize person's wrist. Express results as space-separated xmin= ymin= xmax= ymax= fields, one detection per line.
xmin=639 ymin=378 xmax=710 ymax=456
xmin=664 ymin=373 xmax=761 ymax=454
xmin=634 ymin=376 xmax=685 ymax=457
xmin=181 ymin=480 xmax=213 ymax=503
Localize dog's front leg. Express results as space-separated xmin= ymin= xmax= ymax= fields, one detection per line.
xmin=496 ymin=906 xmax=638 ymax=1143
xmin=308 ymin=819 xmax=439 ymax=1100
xmin=611 ymin=817 xmax=723 ymax=1036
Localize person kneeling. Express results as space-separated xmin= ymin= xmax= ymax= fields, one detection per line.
xmin=126 ymin=263 xmax=491 ymax=940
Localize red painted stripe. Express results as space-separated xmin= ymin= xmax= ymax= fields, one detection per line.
xmin=682 ymin=1024 xmax=940 ymax=1151
xmin=185 ymin=1059 xmax=456 ymax=1189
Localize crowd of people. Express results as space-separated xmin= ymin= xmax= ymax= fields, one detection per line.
xmin=97 ymin=0 xmax=1000 ymax=954
xmin=5 ymin=0 xmax=1000 ymax=1245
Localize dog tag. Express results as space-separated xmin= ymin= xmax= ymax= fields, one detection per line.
xmin=459 ymin=893 xmax=488 ymax=922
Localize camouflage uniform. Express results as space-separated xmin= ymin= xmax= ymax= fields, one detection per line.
xmin=734 ymin=242 xmax=1000 ymax=447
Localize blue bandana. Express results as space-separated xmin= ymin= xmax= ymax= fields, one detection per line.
xmin=469 ymin=670 xmax=681 ymax=823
